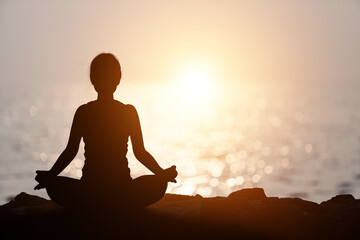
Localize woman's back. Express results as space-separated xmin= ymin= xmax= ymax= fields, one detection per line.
xmin=80 ymin=100 xmax=132 ymax=184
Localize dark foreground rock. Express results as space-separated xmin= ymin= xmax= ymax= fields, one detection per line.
xmin=1 ymin=188 xmax=360 ymax=240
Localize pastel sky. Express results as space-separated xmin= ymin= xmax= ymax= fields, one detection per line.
xmin=1 ymin=0 xmax=359 ymax=87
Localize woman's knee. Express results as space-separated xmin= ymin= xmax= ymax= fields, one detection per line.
xmin=133 ymin=175 xmax=168 ymax=192
xmin=45 ymin=184 xmax=64 ymax=205
xmin=45 ymin=177 xmax=82 ymax=207
xmin=131 ymin=175 xmax=168 ymax=207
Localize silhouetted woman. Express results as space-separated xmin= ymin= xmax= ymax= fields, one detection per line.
xmin=35 ymin=53 xmax=177 ymax=211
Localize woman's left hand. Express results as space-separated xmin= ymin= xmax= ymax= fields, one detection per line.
xmin=161 ymin=165 xmax=178 ymax=183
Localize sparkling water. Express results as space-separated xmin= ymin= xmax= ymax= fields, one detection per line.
xmin=1 ymin=79 xmax=359 ymax=203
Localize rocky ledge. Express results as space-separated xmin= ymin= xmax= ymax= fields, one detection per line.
xmin=1 ymin=188 xmax=360 ymax=240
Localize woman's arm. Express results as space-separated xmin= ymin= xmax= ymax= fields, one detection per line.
xmin=48 ymin=106 xmax=83 ymax=176
xmin=129 ymin=105 xmax=177 ymax=182
xmin=35 ymin=106 xmax=83 ymax=189
xmin=128 ymin=105 xmax=164 ymax=175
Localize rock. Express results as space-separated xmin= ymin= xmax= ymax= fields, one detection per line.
xmin=1 ymin=189 xmax=360 ymax=240
xmin=321 ymin=194 xmax=356 ymax=207
xmin=227 ymin=188 xmax=266 ymax=200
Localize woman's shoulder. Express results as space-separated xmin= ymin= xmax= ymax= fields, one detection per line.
xmin=114 ymin=100 xmax=137 ymax=112
xmin=78 ymin=102 xmax=93 ymax=110
xmin=78 ymin=100 xmax=138 ymax=115
xmin=74 ymin=101 xmax=100 ymax=115
xmin=73 ymin=103 xmax=89 ymax=117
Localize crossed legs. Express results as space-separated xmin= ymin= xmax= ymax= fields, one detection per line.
xmin=45 ymin=175 xmax=168 ymax=210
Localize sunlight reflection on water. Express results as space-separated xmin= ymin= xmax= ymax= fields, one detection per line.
xmin=115 ymin=81 xmax=321 ymax=198
xmin=1 ymin=80 xmax=360 ymax=203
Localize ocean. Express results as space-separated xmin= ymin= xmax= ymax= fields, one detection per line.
xmin=1 ymin=78 xmax=360 ymax=204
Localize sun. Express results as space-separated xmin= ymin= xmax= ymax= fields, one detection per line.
xmin=175 ymin=62 xmax=216 ymax=102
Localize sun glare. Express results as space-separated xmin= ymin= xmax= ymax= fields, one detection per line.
xmin=174 ymin=61 xmax=217 ymax=103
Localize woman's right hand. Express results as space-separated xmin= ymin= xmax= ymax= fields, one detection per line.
xmin=162 ymin=165 xmax=178 ymax=183
xmin=34 ymin=170 xmax=54 ymax=190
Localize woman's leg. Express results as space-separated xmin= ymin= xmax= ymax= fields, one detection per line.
xmin=130 ymin=175 xmax=168 ymax=208
xmin=45 ymin=175 xmax=167 ymax=209
xmin=45 ymin=176 xmax=85 ymax=208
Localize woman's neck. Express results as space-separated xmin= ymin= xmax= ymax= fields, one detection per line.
xmin=97 ymin=93 xmax=114 ymax=102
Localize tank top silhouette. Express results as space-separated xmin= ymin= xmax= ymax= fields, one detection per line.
xmin=79 ymin=100 xmax=132 ymax=185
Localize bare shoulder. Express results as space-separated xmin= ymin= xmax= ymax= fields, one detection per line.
xmin=73 ymin=104 xmax=88 ymax=119
xmin=125 ymin=104 xmax=138 ymax=116
xmin=76 ymin=104 xmax=88 ymax=113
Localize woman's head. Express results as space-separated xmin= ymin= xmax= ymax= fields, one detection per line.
xmin=90 ymin=53 xmax=121 ymax=94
